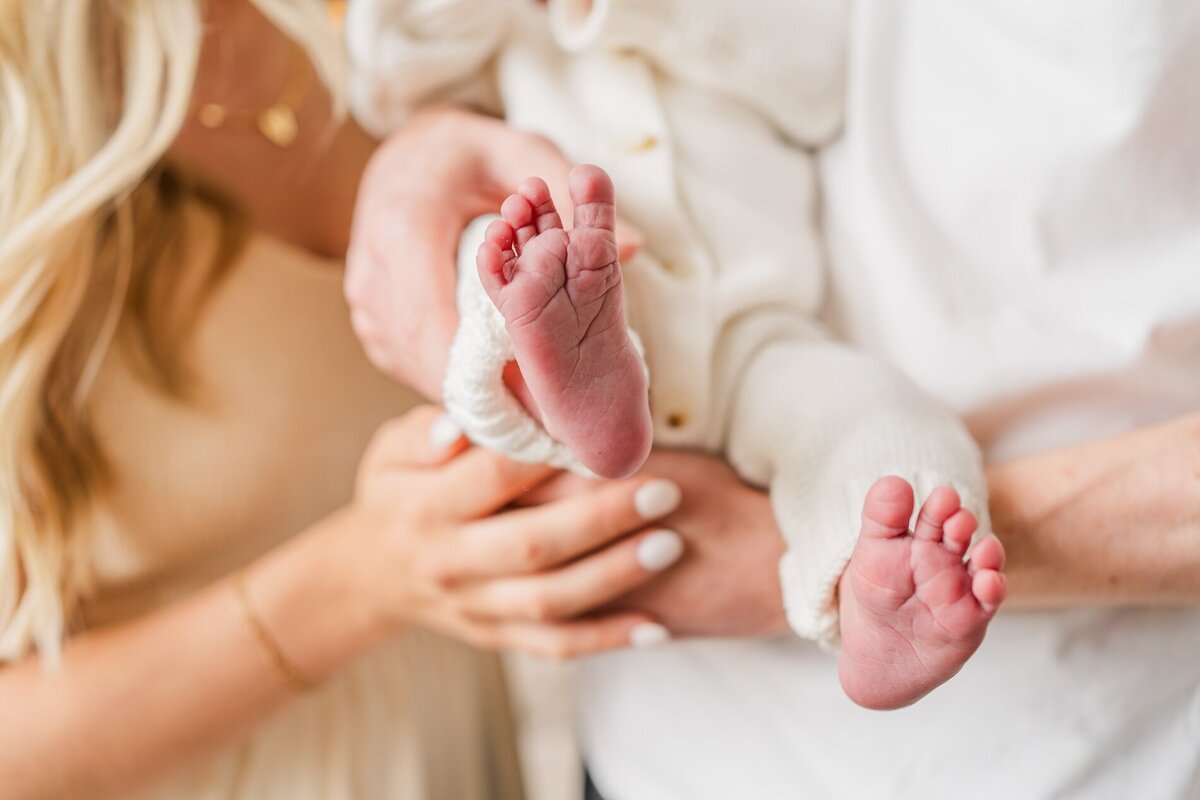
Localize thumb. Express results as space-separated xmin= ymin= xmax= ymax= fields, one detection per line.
xmin=360 ymin=407 xmax=468 ymax=476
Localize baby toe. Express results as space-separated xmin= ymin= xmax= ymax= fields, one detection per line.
xmin=968 ymin=535 xmax=1006 ymax=574
xmin=912 ymin=486 xmax=961 ymax=542
xmin=859 ymin=476 xmax=916 ymax=539
xmin=941 ymin=508 xmax=977 ymax=556
xmin=501 ymin=193 xmax=537 ymax=249
xmin=972 ymin=569 xmax=1007 ymax=613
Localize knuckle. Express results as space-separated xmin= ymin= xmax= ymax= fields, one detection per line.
xmin=474 ymin=455 xmax=505 ymax=486
xmin=515 ymin=535 xmax=549 ymax=570
xmin=587 ymin=485 xmax=634 ymax=534
xmin=398 ymin=501 xmax=436 ymax=532
xmin=375 ymin=408 xmax=437 ymax=449
xmin=525 ymin=592 xmax=560 ymax=623
xmin=373 ymin=416 xmax=411 ymax=447
xmin=417 ymin=556 xmax=455 ymax=589
xmin=464 ymin=626 xmax=499 ymax=651
xmin=542 ymin=639 xmax=575 ymax=662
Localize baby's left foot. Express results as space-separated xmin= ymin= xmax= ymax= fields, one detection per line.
xmin=838 ymin=476 xmax=1007 ymax=710
xmin=476 ymin=165 xmax=651 ymax=478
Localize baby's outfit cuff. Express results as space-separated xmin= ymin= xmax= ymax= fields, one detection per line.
xmin=779 ymin=470 xmax=991 ymax=651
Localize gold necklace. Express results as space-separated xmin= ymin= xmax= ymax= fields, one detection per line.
xmin=195 ymin=46 xmax=309 ymax=148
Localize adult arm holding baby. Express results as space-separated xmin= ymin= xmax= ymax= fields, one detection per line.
xmin=0 ymin=2 xmax=677 ymax=797
xmin=338 ymin=0 xmax=1200 ymax=647
xmin=0 ymin=407 xmax=681 ymax=800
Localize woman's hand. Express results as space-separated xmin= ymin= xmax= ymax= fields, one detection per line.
xmin=334 ymin=406 xmax=680 ymax=659
xmin=344 ymin=107 xmax=641 ymax=400
xmin=520 ymin=449 xmax=791 ymax=640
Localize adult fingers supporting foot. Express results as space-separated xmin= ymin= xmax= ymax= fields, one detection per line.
xmin=451 ymin=478 xmax=683 ymax=580
xmin=472 ymin=613 xmax=670 ymax=660
xmin=360 ymin=407 xmax=468 ymax=475
xmin=439 ymin=449 xmax=559 ymax=518
xmin=455 ymin=526 xmax=685 ymax=623
xmin=912 ymin=486 xmax=961 ymax=542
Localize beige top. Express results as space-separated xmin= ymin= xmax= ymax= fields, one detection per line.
xmin=80 ymin=206 xmax=523 ymax=800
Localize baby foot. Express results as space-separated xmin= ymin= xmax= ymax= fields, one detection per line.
xmin=838 ymin=476 xmax=1007 ymax=710
xmin=476 ymin=165 xmax=652 ymax=478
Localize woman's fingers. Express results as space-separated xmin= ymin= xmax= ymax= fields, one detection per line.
xmin=438 ymin=447 xmax=560 ymax=518
xmin=464 ymin=613 xmax=671 ymax=661
xmin=449 ymin=478 xmax=683 ymax=579
xmin=359 ymin=407 xmax=468 ymax=475
xmin=454 ymin=526 xmax=685 ymax=623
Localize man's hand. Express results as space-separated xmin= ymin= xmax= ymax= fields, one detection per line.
xmin=345 ymin=107 xmax=641 ymax=399
xmin=518 ymin=449 xmax=791 ymax=639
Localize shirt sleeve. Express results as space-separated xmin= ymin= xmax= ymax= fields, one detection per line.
xmin=721 ymin=322 xmax=991 ymax=648
xmin=345 ymin=0 xmax=518 ymax=136
xmin=546 ymin=0 xmax=847 ymax=146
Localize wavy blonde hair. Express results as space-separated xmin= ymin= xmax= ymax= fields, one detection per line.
xmin=0 ymin=0 xmax=343 ymax=662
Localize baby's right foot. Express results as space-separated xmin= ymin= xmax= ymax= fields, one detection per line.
xmin=838 ymin=476 xmax=1007 ymax=710
xmin=476 ymin=165 xmax=652 ymax=478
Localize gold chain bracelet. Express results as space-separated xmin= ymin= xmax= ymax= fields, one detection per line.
xmin=233 ymin=569 xmax=318 ymax=693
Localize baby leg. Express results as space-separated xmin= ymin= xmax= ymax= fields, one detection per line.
xmin=476 ymin=165 xmax=652 ymax=479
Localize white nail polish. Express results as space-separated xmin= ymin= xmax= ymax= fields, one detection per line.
xmin=636 ymin=530 xmax=684 ymax=571
xmin=633 ymin=479 xmax=682 ymax=519
xmin=630 ymin=623 xmax=671 ymax=648
xmin=428 ymin=414 xmax=463 ymax=450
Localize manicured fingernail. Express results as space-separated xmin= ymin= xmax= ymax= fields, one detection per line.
xmin=633 ymin=479 xmax=682 ymax=519
xmin=428 ymin=414 xmax=463 ymax=450
xmin=630 ymin=622 xmax=671 ymax=648
xmin=636 ymin=529 xmax=684 ymax=571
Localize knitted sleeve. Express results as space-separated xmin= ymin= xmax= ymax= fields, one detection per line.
xmin=345 ymin=0 xmax=518 ymax=136
xmin=546 ymin=0 xmax=847 ymax=146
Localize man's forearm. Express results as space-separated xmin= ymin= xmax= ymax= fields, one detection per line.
xmin=989 ymin=413 xmax=1200 ymax=608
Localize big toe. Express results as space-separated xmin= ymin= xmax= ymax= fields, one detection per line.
xmin=859 ymin=476 xmax=916 ymax=539
xmin=568 ymin=165 xmax=617 ymax=231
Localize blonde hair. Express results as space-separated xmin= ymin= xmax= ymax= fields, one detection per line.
xmin=0 ymin=0 xmax=342 ymax=662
